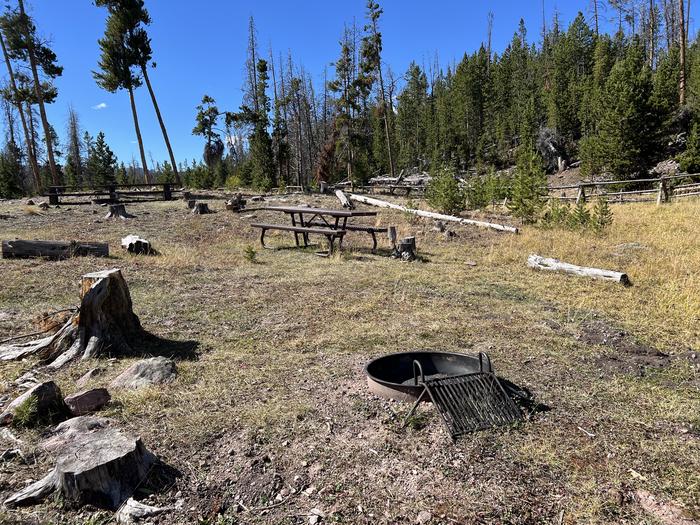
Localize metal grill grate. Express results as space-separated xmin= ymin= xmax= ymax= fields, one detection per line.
xmin=422 ymin=372 xmax=523 ymax=439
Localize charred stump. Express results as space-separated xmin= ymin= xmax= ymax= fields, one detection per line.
xmin=225 ymin=193 xmax=246 ymax=212
xmin=392 ymin=236 xmax=417 ymax=261
xmin=191 ymin=202 xmax=212 ymax=215
xmin=105 ymin=205 xmax=135 ymax=220
xmin=121 ymin=235 xmax=154 ymax=255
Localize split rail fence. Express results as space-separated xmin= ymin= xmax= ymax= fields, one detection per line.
xmin=547 ymin=173 xmax=700 ymax=205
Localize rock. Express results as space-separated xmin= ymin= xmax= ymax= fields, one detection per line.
xmin=110 ymin=357 xmax=177 ymax=389
xmin=309 ymin=508 xmax=325 ymax=525
xmin=4 ymin=416 xmax=156 ymax=510
xmin=417 ymin=510 xmax=432 ymax=524
xmin=0 ymin=381 xmax=68 ymax=427
xmin=116 ymin=497 xmax=171 ymax=523
xmin=64 ymin=388 xmax=111 ymax=416
xmin=76 ymin=367 xmax=105 ymax=388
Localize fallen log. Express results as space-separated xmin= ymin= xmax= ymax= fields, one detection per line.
xmin=335 ymin=189 xmax=354 ymax=209
xmin=0 ymin=268 xmax=147 ymax=366
xmin=348 ymin=194 xmax=518 ymax=234
xmin=527 ymin=255 xmax=631 ymax=286
xmin=1 ymin=240 xmax=109 ymax=260
xmin=121 ymin=235 xmax=154 ymax=255
xmin=4 ymin=416 xmax=156 ymax=510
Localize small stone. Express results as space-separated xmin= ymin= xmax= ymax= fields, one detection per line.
xmin=64 ymin=388 xmax=111 ymax=416
xmin=110 ymin=357 xmax=177 ymax=390
xmin=417 ymin=510 xmax=432 ymax=524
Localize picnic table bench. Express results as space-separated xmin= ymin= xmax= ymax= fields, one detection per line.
xmin=250 ymin=206 xmax=381 ymax=255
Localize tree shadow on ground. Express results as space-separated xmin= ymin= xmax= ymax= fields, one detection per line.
xmin=129 ymin=333 xmax=200 ymax=362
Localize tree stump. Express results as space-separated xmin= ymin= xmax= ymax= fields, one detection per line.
xmin=186 ymin=199 xmax=196 ymax=209
xmin=121 ymin=235 xmax=154 ymax=255
xmin=4 ymin=416 xmax=156 ymax=510
xmin=191 ymin=202 xmax=211 ymax=214
xmin=392 ymin=236 xmax=417 ymax=261
xmin=105 ymin=205 xmax=135 ymax=220
xmin=182 ymin=191 xmax=192 ymax=201
xmin=225 ymin=193 xmax=246 ymax=212
xmin=0 ymin=269 xmax=147 ymax=366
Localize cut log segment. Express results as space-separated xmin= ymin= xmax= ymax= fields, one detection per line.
xmin=0 ymin=269 xmax=147 ymax=366
xmin=335 ymin=189 xmax=354 ymax=209
xmin=121 ymin=235 xmax=154 ymax=255
xmin=105 ymin=205 xmax=135 ymax=220
xmin=527 ymin=254 xmax=631 ymax=286
xmin=191 ymin=202 xmax=211 ymax=214
xmin=4 ymin=416 xmax=156 ymax=510
xmin=348 ymin=193 xmax=519 ymax=234
xmin=1 ymin=240 xmax=109 ymax=260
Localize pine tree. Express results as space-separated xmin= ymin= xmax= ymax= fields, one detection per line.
xmin=507 ymin=148 xmax=547 ymax=223
xmin=591 ymin=196 xmax=613 ymax=232
xmin=568 ymin=199 xmax=592 ymax=229
xmin=86 ymin=131 xmax=117 ymax=185
xmin=425 ymin=166 xmax=465 ymax=214
xmin=193 ymin=95 xmax=224 ymax=169
xmin=94 ymin=0 xmax=150 ymax=182
xmin=0 ymin=140 xmax=22 ymax=197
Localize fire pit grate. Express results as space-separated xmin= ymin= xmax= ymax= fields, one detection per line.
xmin=423 ymin=373 xmax=522 ymax=439
xmin=403 ymin=359 xmax=522 ymax=440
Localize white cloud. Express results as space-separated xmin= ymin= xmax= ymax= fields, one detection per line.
xmin=91 ymin=102 xmax=108 ymax=110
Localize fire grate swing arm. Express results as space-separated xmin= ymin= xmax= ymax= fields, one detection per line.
xmin=402 ymin=356 xmax=523 ymax=440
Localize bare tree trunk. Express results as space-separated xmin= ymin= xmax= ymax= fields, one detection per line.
xmin=593 ymin=1 xmax=600 ymax=36
xmin=17 ymin=0 xmax=59 ymax=186
xmin=0 ymin=29 xmax=41 ymax=191
xmin=680 ymin=0 xmax=687 ymax=105
xmin=127 ymin=86 xmax=150 ymax=183
xmin=141 ymin=65 xmax=179 ymax=185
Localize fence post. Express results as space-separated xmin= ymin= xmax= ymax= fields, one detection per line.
xmin=163 ymin=183 xmax=172 ymax=201
xmin=575 ymin=184 xmax=586 ymax=204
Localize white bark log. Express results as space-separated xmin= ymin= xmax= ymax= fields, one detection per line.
xmin=335 ymin=189 xmax=354 ymax=209
xmin=348 ymin=193 xmax=519 ymax=234
xmin=527 ymin=255 xmax=631 ymax=286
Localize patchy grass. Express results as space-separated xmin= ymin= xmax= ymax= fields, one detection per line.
xmin=0 ymin=195 xmax=698 ymax=525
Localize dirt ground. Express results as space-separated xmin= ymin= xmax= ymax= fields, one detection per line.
xmin=0 ymin=194 xmax=698 ymax=525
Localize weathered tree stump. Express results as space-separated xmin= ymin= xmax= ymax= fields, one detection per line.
xmin=0 ymin=269 xmax=146 ymax=366
xmin=105 ymin=205 xmax=135 ymax=220
xmin=121 ymin=235 xmax=154 ymax=255
xmin=186 ymin=199 xmax=196 ymax=209
xmin=4 ymin=416 xmax=156 ymax=510
xmin=191 ymin=202 xmax=211 ymax=215
xmin=225 ymin=193 xmax=246 ymax=212
xmin=392 ymin=236 xmax=417 ymax=261
xmin=1 ymin=240 xmax=109 ymax=260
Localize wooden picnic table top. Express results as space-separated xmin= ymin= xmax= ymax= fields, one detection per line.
xmin=264 ymin=205 xmax=377 ymax=217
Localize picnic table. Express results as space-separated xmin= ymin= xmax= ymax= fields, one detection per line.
xmin=250 ymin=205 xmax=384 ymax=255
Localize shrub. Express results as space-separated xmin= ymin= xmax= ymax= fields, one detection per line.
xmin=243 ymin=245 xmax=257 ymax=263
xmin=591 ymin=196 xmax=614 ymax=232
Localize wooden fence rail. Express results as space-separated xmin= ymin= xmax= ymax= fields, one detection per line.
xmin=547 ymin=173 xmax=700 ymax=206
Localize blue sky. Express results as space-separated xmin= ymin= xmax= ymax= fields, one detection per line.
xmin=20 ymin=1 xmax=698 ymax=166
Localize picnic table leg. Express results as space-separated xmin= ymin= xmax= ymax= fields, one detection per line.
xmin=370 ymin=231 xmax=377 ymax=253
xmin=290 ymin=213 xmax=300 ymax=247
xmin=259 ymin=228 xmax=268 ymax=248
xmin=299 ymin=213 xmax=310 ymax=247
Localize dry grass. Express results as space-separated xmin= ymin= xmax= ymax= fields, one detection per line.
xmin=0 ymin=196 xmax=698 ymax=525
